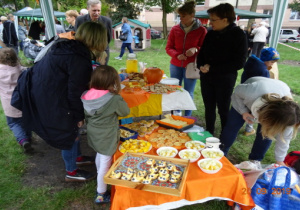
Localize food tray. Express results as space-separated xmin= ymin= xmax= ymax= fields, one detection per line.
xmin=119 ymin=140 xmax=152 ymax=154
xmin=156 ymin=115 xmax=195 ymax=131
xmin=104 ymin=153 xmax=190 ymax=197
xmin=119 ymin=126 xmax=139 ymax=142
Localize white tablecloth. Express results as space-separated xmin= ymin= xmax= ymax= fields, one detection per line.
xmin=162 ymin=88 xmax=197 ymax=111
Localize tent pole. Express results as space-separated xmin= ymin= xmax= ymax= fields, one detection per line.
xmin=39 ymin=0 xmax=56 ymax=40
xmin=269 ymin=0 xmax=288 ymax=49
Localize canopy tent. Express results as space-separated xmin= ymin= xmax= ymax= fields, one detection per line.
xmin=17 ymin=6 xmax=33 ymax=13
xmin=13 ymin=8 xmax=65 ymax=22
xmin=195 ymin=8 xmax=272 ymax=19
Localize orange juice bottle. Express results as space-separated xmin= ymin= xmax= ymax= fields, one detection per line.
xmin=126 ymin=53 xmax=138 ymax=73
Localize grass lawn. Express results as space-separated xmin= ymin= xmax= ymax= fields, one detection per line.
xmin=0 ymin=40 xmax=300 ymax=209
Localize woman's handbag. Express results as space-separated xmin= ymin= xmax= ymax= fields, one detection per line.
xmin=185 ymin=59 xmax=200 ymax=79
xmin=119 ymin=32 xmax=128 ymax=41
xmin=251 ymin=166 xmax=300 ymax=210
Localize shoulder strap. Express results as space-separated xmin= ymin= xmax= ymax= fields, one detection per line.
xmin=289 ymin=151 xmax=300 ymax=157
xmin=34 ymin=36 xmax=64 ymax=63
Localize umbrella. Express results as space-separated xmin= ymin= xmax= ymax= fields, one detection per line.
xmin=195 ymin=8 xmax=272 ymax=19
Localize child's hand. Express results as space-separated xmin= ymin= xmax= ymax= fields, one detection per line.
xmin=242 ymin=113 xmax=255 ymax=124
xmin=276 ymin=161 xmax=286 ymax=166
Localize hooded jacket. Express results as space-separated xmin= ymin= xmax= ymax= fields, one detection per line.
xmin=197 ymin=23 xmax=247 ymax=82
xmin=12 ymin=39 xmax=92 ymax=149
xmin=241 ymin=54 xmax=269 ymax=83
xmin=0 ymin=64 xmax=23 ymax=117
xmin=81 ymin=90 xmax=130 ymax=156
xmin=166 ymin=18 xmax=207 ymax=68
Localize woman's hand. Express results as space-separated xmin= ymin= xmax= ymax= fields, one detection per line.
xmin=242 ymin=113 xmax=255 ymax=124
xmin=185 ymin=47 xmax=197 ymax=57
xmin=177 ymin=54 xmax=187 ymax=61
xmin=200 ymin=64 xmax=210 ymax=73
xmin=77 ymin=120 xmax=84 ymax=128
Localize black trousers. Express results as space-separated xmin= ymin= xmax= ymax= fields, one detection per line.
xmin=200 ymin=74 xmax=237 ymax=135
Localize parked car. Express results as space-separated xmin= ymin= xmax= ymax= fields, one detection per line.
xmin=151 ymin=29 xmax=161 ymax=39
xmin=279 ymin=29 xmax=300 ymax=42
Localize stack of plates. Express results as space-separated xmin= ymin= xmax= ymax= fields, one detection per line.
xmin=160 ymin=78 xmax=180 ymax=85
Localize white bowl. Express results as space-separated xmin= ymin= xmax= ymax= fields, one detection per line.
xmin=156 ymin=147 xmax=178 ymax=158
xmin=160 ymin=78 xmax=179 ymax=85
xmin=185 ymin=141 xmax=206 ymax=151
xmin=178 ymin=149 xmax=201 ymax=163
xmin=197 ymin=158 xmax=223 ymax=174
xmin=201 ymin=148 xmax=224 ymax=160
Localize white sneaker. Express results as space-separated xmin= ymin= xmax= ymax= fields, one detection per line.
xmin=114 ymin=57 xmax=122 ymax=60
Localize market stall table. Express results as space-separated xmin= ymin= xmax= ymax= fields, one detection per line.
xmin=110 ymin=148 xmax=255 ymax=210
xmin=120 ymin=87 xmax=196 ymax=118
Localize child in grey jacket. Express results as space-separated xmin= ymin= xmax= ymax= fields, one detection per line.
xmin=220 ymin=77 xmax=300 ymax=166
xmin=81 ymin=65 xmax=130 ymax=204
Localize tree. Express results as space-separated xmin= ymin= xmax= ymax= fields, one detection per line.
xmin=0 ymin=0 xmax=36 ymax=12
xmin=105 ymin=0 xmax=141 ymax=24
xmin=142 ymin=0 xmax=182 ymax=39
xmin=288 ymin=0 xmax=300 ymax=12
xmin=247 ymin=0 xmax=259 ymax=33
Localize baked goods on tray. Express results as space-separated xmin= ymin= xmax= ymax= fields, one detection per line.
xmin=148 ymin=129 xmax=190 ymax=149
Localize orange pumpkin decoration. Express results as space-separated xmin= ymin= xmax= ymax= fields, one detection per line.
xmin=143 ymin=67 xmax=163 ymax=84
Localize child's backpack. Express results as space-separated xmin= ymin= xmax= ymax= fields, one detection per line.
xmin=284 ymin=151 xmax=300 ymax=167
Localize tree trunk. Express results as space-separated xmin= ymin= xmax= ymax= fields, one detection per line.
xmin=161 ymin=0 xmax=168 ymax=39
xmin=24 ymin=0 xmax=29 ymax=7
xmin=14 ymin=0 xmax=18 ymax=11
xmin=247 ymin=0 xmax=259 ymax=32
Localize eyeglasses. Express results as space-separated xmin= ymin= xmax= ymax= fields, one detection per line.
xmin=209 ymin=19 xmax=221 ymax=22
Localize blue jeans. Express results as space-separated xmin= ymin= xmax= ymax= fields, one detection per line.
xmin=6 ymin=116 xmax=31 ymax=145
xmin=61 ymin=138 xmax=82 ymax=172
xmin=220 ymin=107 xmax=272 ymax=161
xmin=170 ymin=64 xmax=197 ymax=116
xmin=119 ymin=43 xmax=133 ymax=58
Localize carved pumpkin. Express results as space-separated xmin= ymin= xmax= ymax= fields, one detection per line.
xmin=143 ymin=67 xmax=163 ymax=84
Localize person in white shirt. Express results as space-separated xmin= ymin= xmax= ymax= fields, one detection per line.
xmin=251 ymin=21 xmax=269 ymax=57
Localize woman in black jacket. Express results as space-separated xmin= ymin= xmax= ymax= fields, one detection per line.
xmin=15 ymin=22 xmax=108 ymax=182
xmin=197 ymin=3 xmax=247 ymax=135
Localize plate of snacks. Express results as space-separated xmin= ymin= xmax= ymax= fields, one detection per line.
xmin=121 ymin=120 xmax=159 ymax=137
xmin=148 ymin=128 xmax=191 ymax=149
xmin=119 ymin=139 xmax=152 ymax=153
xmin=156 ymin=147 xmax=178 ymax=158
xmin=178 ymin=149 xmax=201 ymax=163
xmin=197 ymin=158 xmax=223 ymax=174
xmin=156 ymin=114 xmax=194 ymax=131
xmin=201 ymin=148 xmax=224 ymax=160
xmin=119 ymin=126 xmax=138 ymax=142
xmin=185 ymin=141 xmax=206 ymax=151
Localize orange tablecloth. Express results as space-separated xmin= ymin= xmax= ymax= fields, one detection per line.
xmin=111 ymin=149 xmax=255 ymax=210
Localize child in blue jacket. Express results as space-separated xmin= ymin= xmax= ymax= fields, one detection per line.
xmin=132 ymin=35 xmax=139 ymax=48
xmin=241 ymin=47 xmax=280 ymax=136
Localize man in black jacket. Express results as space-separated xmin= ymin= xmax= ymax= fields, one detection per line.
xmin=75 ymin=0 xmax=112 ymax=64
xmin=3 ymin=14 xmax=18 ymax=53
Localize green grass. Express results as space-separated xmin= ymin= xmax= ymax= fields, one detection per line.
xmin=1 ymin=40 xmax=300 ymax=209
